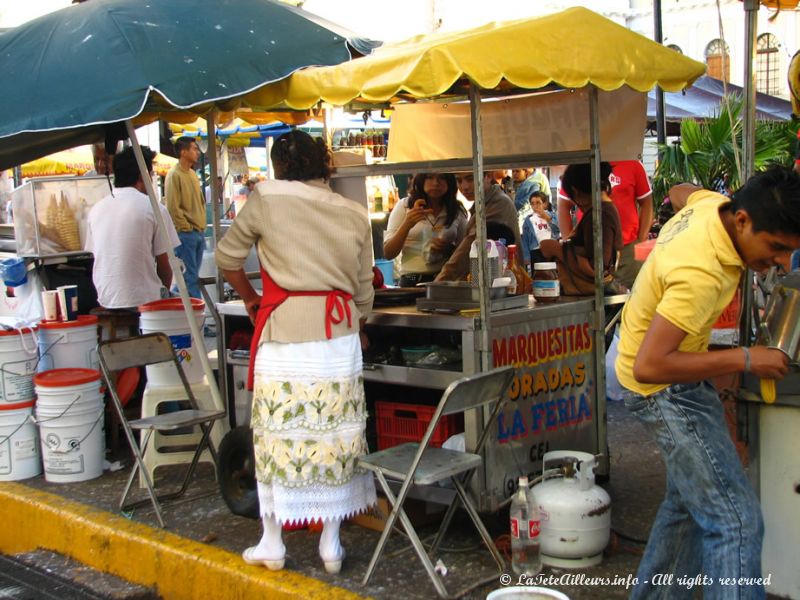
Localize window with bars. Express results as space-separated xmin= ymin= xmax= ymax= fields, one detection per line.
xmin=756 ymin=33 xmax=781 ymax=96
xmin=705 ymin=39 xmax=730 ymax=82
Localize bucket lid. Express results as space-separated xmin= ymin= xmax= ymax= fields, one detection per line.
xmin=39 ymin=314 xmax=99 ymax=330
xmin=0 ymin=325 xmax=38 ymax=336
xmin=0 ymin=399 xmax=35 ymax=411
xmin=34 ymin=368 xmax=101 ymax=387
xmin=138 ymin=298 xmax=204 ymax=313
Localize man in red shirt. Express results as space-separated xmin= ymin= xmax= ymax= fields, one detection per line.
xmin=558 ymin=160 xmax=652 ymax=288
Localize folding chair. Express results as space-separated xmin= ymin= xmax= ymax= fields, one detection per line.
xmin=358 ymin=366 xmax=515 ymax=599
xmin=98 ymin=333 xmax=226 ymax=528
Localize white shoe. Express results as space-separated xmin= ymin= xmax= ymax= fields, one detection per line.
xmin=321 ymin=547 xmax=345 ymax=574
xmin=242 ymin=545 xmax=285 ymax=571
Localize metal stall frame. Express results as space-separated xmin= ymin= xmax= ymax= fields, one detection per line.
xmin=323 ymin=83 xmax=609 ymax=480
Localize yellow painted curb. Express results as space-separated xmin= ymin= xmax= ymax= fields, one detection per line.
xmin=0 ymin=482 xmax=368 ymax=600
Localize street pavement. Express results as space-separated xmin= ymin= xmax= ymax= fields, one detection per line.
xmin=0 ymin=400 xmax=674 ymax=600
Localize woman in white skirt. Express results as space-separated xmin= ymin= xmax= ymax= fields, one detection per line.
xmin=215 ymin=130 xmax=376 ymax=573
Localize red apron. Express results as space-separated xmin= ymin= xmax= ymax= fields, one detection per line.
xmin=247 ymin=266 xmax=353 ymax=390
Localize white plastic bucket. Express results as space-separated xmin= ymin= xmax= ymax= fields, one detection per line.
xmin=34 ymin=369 xmax=104 ymax=483
xmin=38 ymin=315 xmax=99 ymax=373
xmin=0 ymin=326 xmax=38 ymax=405
xmin=486 ymin=587 xmax=570 ymax=600
xmin=139 ymin=298 xmax=206 ymax=387
xmin=0 ymin=401 xmax=41 ymax=481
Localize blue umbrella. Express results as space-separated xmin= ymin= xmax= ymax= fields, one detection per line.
xmin=0 ymin=0 xmax=379 ymax=169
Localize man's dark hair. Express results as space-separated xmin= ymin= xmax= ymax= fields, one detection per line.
xmin=728 ymin=165 xmax=800 ymax=234
xmin=486 ymin=221 xmax=516 ymax=243
xmin=270 ymin=130 xmax=331 ymax=182
xmin=113 ymin=146 xmax=155 ymax=188
xmin=174 ymin=136 xmax=198 ymax=155
xmin=561 ymin=162 xmax=613 ymax=199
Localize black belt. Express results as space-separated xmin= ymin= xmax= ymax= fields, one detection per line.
xmin=399 ymin=273 xmax=436 ymax=287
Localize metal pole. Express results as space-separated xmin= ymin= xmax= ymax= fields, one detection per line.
xmin=205 ymin=112 xmax=229 ymax=424
xmin=125 ymin=120 xmax=228 ymax=451
xmin=654 ymin=0 xmax=667 ymax=152
xmin=740 ymin=0 xmax=758 ymax=347
xmin=468 ymin=84 xmax=492 ymax=373
xmin=588 ymin=86 xmax=607 ymax=472
xmin=205 ymin=113 xmax=226 ymax=304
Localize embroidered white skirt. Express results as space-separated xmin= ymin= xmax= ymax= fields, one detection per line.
xmin=252 ymin=333 xmax=376 ymax=525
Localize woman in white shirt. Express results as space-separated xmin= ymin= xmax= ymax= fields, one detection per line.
xmin=383 ymin=173 xmax=467 ymax=286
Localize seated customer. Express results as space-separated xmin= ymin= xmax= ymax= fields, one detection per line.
xmin=384 ymin=173 xmax=467 ymax=287
xmin=540 ymin=162 xmax=624 ymax=296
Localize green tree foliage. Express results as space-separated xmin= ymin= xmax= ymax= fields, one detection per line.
xmin=652 ymin=94 xmax=797 ymax=203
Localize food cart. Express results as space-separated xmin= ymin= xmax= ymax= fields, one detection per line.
xmin=214 ymin=7 xmax=705 ymax=512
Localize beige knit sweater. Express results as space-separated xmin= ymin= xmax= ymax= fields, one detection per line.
xmin=215 ymin=179 xmax=374 ymax=344
xmin=165 ymin=164 xmax=206 ymax=232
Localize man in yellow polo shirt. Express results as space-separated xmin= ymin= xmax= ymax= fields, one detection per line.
xmin=616 ymin=166 xmax=800 ymax=599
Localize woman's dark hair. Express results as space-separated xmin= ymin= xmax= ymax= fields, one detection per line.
xmin=561 ymin=162 xmax=613 ymax=199
xmin=727 ymin=165 xmax=800 ymax=234
xmin=270 ymin=130 xmax=332 ymax=182
xmin=113 ymin=146 xmax=155 ymax=188
xmin=405 ymin=173 xmax=465 ymax=226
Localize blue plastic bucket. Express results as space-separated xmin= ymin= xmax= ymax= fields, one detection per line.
xmin=0 ymin=258 xmax=27 ymax=287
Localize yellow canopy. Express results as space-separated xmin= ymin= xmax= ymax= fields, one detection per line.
xmin=22 ymin=147 xmax=177 ymax=178
xmin=244 ymin=7 xmax=706 ymax=111
xmin=21 ymin=149 xmax=94 ymax=177
xmin=755 ymin=0 xmax=798 ymax=8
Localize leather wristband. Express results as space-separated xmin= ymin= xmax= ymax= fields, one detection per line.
xmin=742 ymin=347 xmax=751 ymax=373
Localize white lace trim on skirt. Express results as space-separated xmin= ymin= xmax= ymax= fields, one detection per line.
xmin=257 ymin=475 xmax=376 ymax=525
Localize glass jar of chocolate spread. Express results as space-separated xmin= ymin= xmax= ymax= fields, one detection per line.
xmin=532 ymin=262 xmax=559 ymax=302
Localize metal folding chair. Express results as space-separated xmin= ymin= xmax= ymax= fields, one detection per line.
xmin=358 ymin=366 xmax=515 ymax=599
xmin=97 ymin=333 xmax=226 ymax=528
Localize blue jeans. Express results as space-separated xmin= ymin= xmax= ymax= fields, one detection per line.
xmin=174 ymin=230 xmax=205 ymax=299
xmin=622 ymin=381 xmax=765 ymax=600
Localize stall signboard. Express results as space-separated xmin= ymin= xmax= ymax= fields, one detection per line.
xmin=386 ymin=86 xmax=648 ymax=164
xmin=485 ymin=311 xmax=598 ymax=504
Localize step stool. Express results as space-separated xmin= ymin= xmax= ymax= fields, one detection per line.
xmin=139 ymin=379 xmax=217 ymax=488
xmin=90 ymin=306 xmax=141 ymax=454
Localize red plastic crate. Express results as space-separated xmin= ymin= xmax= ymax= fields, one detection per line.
xmin=375 ymin=401 xmax=463 ymax=450
xmin=713 ymin=289 xmax=741 ymax=329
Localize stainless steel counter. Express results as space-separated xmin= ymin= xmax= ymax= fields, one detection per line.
xmin=215 ymin=293 xmax=614 ymax=511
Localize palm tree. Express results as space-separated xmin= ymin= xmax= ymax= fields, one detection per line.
xmin=652 ymin=94 xmax=796 ymax=202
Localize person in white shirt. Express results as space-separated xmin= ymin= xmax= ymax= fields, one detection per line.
xmin=86 ymin=146 xmax=180 ymax=310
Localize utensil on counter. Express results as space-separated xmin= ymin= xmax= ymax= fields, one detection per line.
xmin=756 ymin=276 xmax=800 ymax=403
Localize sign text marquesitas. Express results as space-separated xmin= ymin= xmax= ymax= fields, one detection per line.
xmin=492 ymin=321 xmax=593 ymax=443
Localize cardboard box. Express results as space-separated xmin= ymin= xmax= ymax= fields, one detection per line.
xmin=350 ymin=494 xmax=444 ymax=532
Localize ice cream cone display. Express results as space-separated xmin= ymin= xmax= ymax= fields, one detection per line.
xmin=57 ymin=193 xmax=81 ymax=251
xmin=36 ymin=192 xmax=81 ymax=251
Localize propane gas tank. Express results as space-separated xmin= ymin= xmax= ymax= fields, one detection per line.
xmin=532 ymin=450 xmax=611 ymax=568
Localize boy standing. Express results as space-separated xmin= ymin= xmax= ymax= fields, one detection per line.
xmin=616 ymin=166 xmax=800 ymax=599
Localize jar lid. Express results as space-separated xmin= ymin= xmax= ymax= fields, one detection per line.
xmin=533 ymin=262 xmax=557 ymax=270
xmin=34 ymin=368 xmax=102 ymax=387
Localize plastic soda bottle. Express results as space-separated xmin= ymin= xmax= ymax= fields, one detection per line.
xmin=510 ymin=476 xmax=542 ymax=577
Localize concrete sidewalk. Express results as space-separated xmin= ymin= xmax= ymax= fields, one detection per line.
xmin=0 ymin=402 xmax=663 ymax=600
